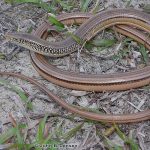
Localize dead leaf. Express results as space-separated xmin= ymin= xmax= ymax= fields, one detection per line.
xmin=70 ymin=90 xmax=87 ymax=97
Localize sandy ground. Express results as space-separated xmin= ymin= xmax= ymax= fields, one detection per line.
xmin=0 ymin=0 xmax=150 ymax=149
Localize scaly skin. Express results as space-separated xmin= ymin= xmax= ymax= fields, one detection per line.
xmin=30 ymin=10 xmax=150 ymax=91
xmin=2 ymin=9 xmax=150 ymax=123
xmin=5 ymin=9 xmax=150 ymax=57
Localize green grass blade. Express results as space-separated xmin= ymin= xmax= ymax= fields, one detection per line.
xmin=0 ymin=128 xmax=17 ymax=144
xmin=80 ymin=0 xmax=91 ymax=12
xmin=36 ymin=114 xmax=48 ymax=143
xmin=122 ymin=37 xmax=133 ymax=44
xmin=97 ymin=130 xmax=123 ymax=150
xmin=6 ymin=0 xmax=41 ymax=4
xmin=102 ymin=135 xmax=122 ymax=150
xmin=114 ymin=124 xmax=139 ymax=150
xmin=35 ymin=115 xmax=61 ymax=150
xmin=139 ymin=45 xmax=149 ymax=64
xmin=56 ymin=0 xmax=72 ymax=11
xmin=14 ymin=0 xmax=40 ymax=2
xmin=6 ymin=0 xmax=53 ymax=12
xmin=48 ymin=15 xmax=65 ymax=31
xmin=0 ymin=79 xmax=33 ymax=110
xmin=126 ymin=140 xmax=139 ymax=150
xmin=113 ymin=146 xmax=123 ymax=150
xmin=113 ymin=124 xmax=127 ymax=141
xmin=16 ymin=125 xmax=25 ymax=150
xmin=13 ymin=124 xmax=26 ymax=149
xmin=55 ymin=121 xmax=64 ymax=138
xmin=67 ymin=32 xmax=83 ymax=45
xmin=0 ymin=123 xmax=27 ymax=148
xmin=62 ymin=123 xmax=84 ymax=141
xmin=85 ymin=38 xmax=116 ymax=51
xmin=91 ymin=39 xmax=116 ymax=47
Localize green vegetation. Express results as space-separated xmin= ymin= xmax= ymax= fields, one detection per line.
xmin=1 ymin=0 xmax=146 ymax=149
xmin=0 ymin=79 xmax=33 ymax=110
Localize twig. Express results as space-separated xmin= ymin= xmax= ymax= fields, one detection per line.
xmin=9 ymin=113 xmax=17 ymax=127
